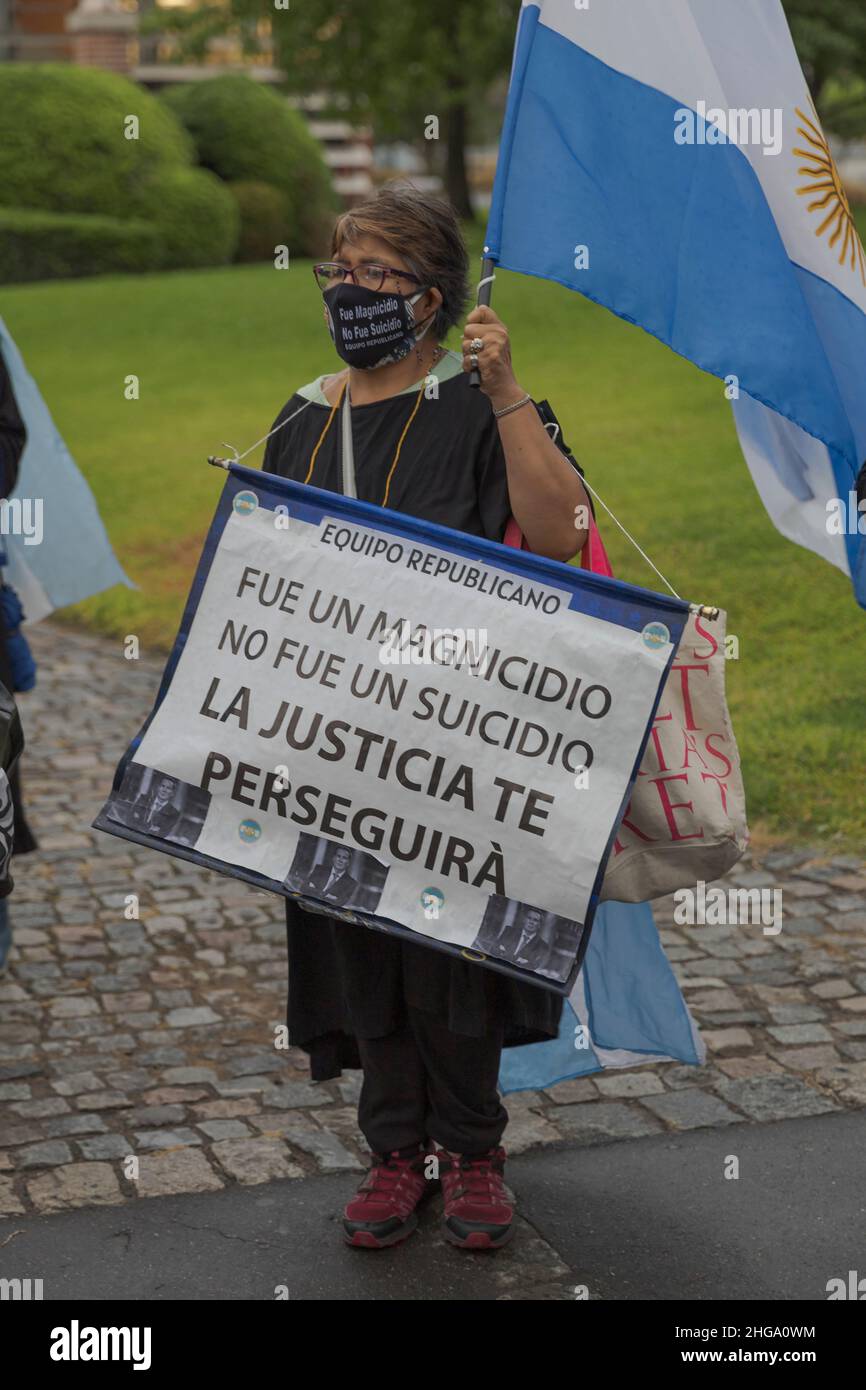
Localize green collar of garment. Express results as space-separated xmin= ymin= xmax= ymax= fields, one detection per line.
xmin=296 ymin=347 xmax=464 ymax=405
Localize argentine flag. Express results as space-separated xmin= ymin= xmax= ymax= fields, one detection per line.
xmin=499 ymin=898 xmax=705 ymax=1095
xmin=486 ymin=0 xmax=866 ymax=609
xmin=0 ymin=317 xmax=132 ymax=622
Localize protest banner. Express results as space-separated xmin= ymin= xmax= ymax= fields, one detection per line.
xmin=94 ymin=465 xmax=691 ymax=994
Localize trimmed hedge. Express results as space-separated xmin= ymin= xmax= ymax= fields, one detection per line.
xmin=129 ymin=166 xmax=240 ymax=271
xmin=226 ymin=180 xmax=293 ymax=263
xmin=0 ymin=209 xmax=162 ymax=284
xmin=0 ymin=65 xmax=239 ymax=279
xmin=162 ymin=76 xmax=337 ymax=256
xmin=0 ymin=65 xmax=192 ymax=218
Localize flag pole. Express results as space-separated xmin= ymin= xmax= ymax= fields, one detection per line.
xmin=468 ymin=249 xmax=497 ymax=389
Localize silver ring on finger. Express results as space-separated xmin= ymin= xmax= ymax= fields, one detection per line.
xmin=470 ymin=337 xmax=484 ymax=353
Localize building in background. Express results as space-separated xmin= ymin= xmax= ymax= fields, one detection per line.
xmin=0 ymin=0 xmax=77 ymax=60
xmin=0 ymin=0 xmax=376 ymax=205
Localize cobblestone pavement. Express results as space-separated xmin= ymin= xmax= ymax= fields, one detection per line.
xmin=2 ymin=623 xmax=865 ymax=1258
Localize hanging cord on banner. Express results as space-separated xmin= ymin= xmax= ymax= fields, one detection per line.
xmin=205 ymin=347 xmax=717 ymax=619
xmin=207 ymin=396 xmax=316 ymax=470
xmin=577 ymin=469 xmax=718 ymax=621
xmin=209 ymin=374 xmax=428 ymax=508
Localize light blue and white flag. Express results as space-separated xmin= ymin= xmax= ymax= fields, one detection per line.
xmin=499 ymin=899 xmax=705 ymax=1094
xmin=0 ymin=316 xmax=132 ymax=622
xmin=486 ymin=0 xmax=866 ymax=608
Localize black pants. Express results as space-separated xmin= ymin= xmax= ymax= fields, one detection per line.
xmin=356 ymin=1005 xmax=508 ymax=1156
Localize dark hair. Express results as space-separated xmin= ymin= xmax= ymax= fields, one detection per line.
xmin=329 ymin=180 xmax=470 ymax=341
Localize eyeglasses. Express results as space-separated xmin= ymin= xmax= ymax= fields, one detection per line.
xmin=313 ymin=261 xmax=424 ymax=294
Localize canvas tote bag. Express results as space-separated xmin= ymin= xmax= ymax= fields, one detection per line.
xmin=503 ymin=502 xmax=748 ymax=902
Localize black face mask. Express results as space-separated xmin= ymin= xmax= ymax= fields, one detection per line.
xmin=323 ymin=282 xmax=434 ymax=370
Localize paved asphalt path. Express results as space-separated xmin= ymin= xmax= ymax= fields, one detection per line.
xmin=513 ymin=1108 xmax=866 ymax=1302
xmin=2 ymin=1109 xmax=864 ymax=1301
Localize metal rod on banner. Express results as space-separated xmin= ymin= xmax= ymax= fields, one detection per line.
xmin=469 ymin=250 xmax=497 ymax=389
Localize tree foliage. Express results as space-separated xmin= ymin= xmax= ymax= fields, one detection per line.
xmin=783 ymin=0 xmax=866 ymax=137
xmin=152 ymin=0 xmax=518 ymax=214
xmin=153 ymin=0 xmax=866 ymax=215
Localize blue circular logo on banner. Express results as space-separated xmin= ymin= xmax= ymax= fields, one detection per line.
xmin=420 ymin=887 xmax=445 ymax=919
xmin=641 ymin=621 xmax=670 ymax=650
xmin=239 ymin=818 xmax=261 ymax=842
xmin=233 ymin=490 xmax=258 ymax=516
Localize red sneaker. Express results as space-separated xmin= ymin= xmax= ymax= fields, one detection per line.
xmin=343 ymin=1143 xmax=434 ymax=1248
xmin=436 ymin=1146 xmax=514 ymax=1249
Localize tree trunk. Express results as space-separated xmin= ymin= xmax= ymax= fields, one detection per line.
xmin=137 ymin=0 xmax=160 ymax=66
xmin=445 ymin=100 xmax=475 ymax=221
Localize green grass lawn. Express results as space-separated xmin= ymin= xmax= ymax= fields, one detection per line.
xmin=3 ymin=222 xmax=865 ymax=848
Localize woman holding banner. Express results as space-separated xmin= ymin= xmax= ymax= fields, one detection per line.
xmin=263 ymin=182 xmax=591 ymax=1250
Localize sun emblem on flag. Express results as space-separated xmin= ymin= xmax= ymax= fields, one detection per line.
xmin=794 ymin=103 xmax=866 ymax=287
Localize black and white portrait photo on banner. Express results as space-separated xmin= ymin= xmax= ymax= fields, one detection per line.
xmin=284 ymin=832 xmax=388 ymax=912
xmin=105 ymin=762 xmax=210 ymax=849
xmin=471 ymin=896 xmax=583 ymax=983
